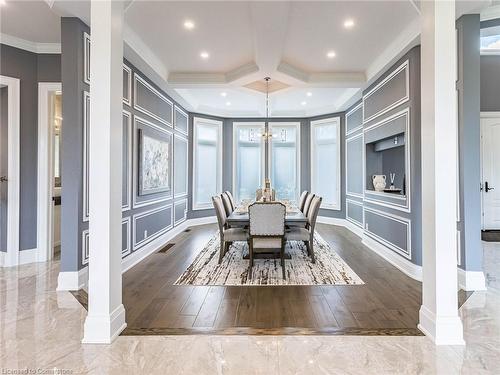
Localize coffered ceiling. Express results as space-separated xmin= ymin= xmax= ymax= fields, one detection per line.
xmin=0 ymin=0 xmax=493 ymax=117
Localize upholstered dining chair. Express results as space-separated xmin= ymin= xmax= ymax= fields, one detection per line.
xmin=224 ymin=191 xmax=236 ymax=210
xmin=212 ymin=196 xmax=248 ymax=264
xmin=248 ymin=202 xmax=287 ymax=279
xmin=298 ymin=191 xmax=309 ymax=212
xmin=285 ymin=196 xmax=322 ymax=263
xmin=221 ymin=192 xmax=234 ymax=217
xmin=302 ymin=193 xmax=315 ymax=217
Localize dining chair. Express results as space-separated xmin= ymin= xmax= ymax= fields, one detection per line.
xmin=285 ymin=196 xmax=322 ymax=263
xmin=298 ymin=191 xmax=309 ymax=212
xmin=224 ymin=191 xmax=236 ymax=210
xmin=221 ymin=192 xmax=234 ymax=217
xmin=248 ymin=202 xmax=287 ymax=279
xmin=302 ymin=193 xmax=315 ymax=217
xmin=212 ymin=196 xmax=249 ymax=264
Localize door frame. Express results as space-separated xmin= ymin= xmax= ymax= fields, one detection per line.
xmin=37 ymin=82 xmax=62 ymax=262
xmin=0 ymin=75 xmax=20 ymax=267
xmin=480 ymin=111 xmax=500 ymax=230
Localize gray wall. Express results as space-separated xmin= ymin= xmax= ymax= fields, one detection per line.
xmin=187 ymin=113 xmax=345 ymax=219
xmin=480 ymin=55 xmax=500 ymax=112
xmin=457 ymin=15 xmax=482 ymax=272
xmin=345 ymin=46 xmax=422 ymax=266
xmin=0 ymin=44 xmax=61 ymax=251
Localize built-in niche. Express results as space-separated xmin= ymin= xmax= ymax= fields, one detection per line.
xmin=364 ymin=109 xmax=410 ymax=209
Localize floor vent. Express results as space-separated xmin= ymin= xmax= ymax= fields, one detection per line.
xmin=184 ymin=229 xmax=191 ymax=233
xmin=158 ymin=243 xmax=175 ymax=253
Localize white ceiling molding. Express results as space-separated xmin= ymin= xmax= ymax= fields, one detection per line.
xmin=365 ymin=18 xmax=420 ymax=83
xmin=167 ymin=62 xmax=259 ymax=86
xmin=481 ymin=5 xmax=500 ymax=21
xmin=277 ymin=62 xmax=365 ymax=88
xmin=408 ymin=0 xmax=421 ymax=15
xmin=0 ymin=33 xmax=61 ymax=54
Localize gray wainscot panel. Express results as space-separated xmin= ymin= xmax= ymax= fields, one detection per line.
xmin=346 ymin=133 xmax=363 ymax=197
xmin=346 ymin=103 xmax=363 ymax=135
xmin=122 ymin=217 xmax=131 ymax=257
xmin=346 ymin=199 xmax=363 ymax=227
xmin=134 ymin=73 xmax=173 ymax=127
xmin=174 ymin=135 xmax=188 ymax=197
xmin=174 ymin=106 xmax=189 ymax=135
xmin=364 ymin=207 xmax=411 ymax=259
xmin=133 ymin=204 xmax=173 ymax=250
xmin=123 ymin=65 xmax=132 ymax=106
xmin=122 ymin=111 xmax=132 ymax=210
xmin=174 ymin=199 xmax=188 ymax=226
xmin=363 ymin=60 xmax=409 ymax=123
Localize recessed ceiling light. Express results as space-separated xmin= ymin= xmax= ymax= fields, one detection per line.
xmin=301 ymin=101 xmax=307 ymax=106
xmin=344 ymin=19 xmax=355 ymax=29
xmin=200 ymin=51 xmax=209 ymax=59
xmin=0 ymin=0 xmax=6 ymax=5
xmin=226 ymin=101 xmax=231 ymax=106
xmin=306 ymin=92 xmax=312 ymax=97
xmin=183 ymin=20 xmax=195 ymax=30
xmin=327 ymin=51 xmax=336 ymax=59
xmin=220 ymin=92 xmax=227 ymax=97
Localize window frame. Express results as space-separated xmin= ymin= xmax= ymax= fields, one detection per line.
xmin=232 ymin=122 xmax=266 ymax=204
xmin=192 ymin=117 xmax=223 ymax=210
xmin=268 ymin=122 xmax=301 ymax=203
xmin=310 ymin=116 xmax=341 ymax=210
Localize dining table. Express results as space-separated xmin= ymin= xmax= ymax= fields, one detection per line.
xmin=226 ymin=200 xmax=307 ymax=227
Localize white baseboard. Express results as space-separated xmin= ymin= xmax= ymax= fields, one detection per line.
xmin=57 ymin=266 xmax=89 ymax=291
xmin=317 ymin=216 xmax=364 ymax=237
xmin=0 ymin=251 xmax=4 ymax=266
xmin=82 ymin=303 xmax=127 ymax=344
xmin=457 ymin=268 xmax=486 ymax=291
xmin=418 ymin=305 xmax=465 ymax=345
xmin=1 ymin=248 xmax=42 ymax=267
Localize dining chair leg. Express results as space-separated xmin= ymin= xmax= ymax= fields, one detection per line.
xmin=281 ymin=238 xmax=286 ymax=279
xmin=305 ymin=241 xmax=311 ymax=256
xmin=309 ymin=237 xmax=316 ymax=264
xmin=224 ymin=242 xmax=230 ymax=256
xmin=219 ymin=238 xmax=225 ymax=264
xmin=248 ymin=241 xmax=253 ymax=279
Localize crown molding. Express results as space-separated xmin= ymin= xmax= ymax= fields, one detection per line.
xmin=0 ymin=33 xmax=61 ymax=54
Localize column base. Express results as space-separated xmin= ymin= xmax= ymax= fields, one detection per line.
xmin=418 ymin=305 xmax=465 ymax=345
xmin=82 ymin=304 xmax=127 ymax=344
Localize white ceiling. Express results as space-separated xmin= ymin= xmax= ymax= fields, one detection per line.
xmin=0 ymin=0 xmax=494 ymax=117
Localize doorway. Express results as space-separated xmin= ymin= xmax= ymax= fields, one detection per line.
xmin=37 ymin=83 xmax=62 ymax=262
xmin=0 ymin=75 xmax=20 ymax=267
xmin=481 ymin=112 xmax=500 ymax=239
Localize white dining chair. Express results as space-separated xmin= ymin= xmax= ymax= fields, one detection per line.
xmin=224 ymin=191 xmax=236 ymax=210
xmin=248 ymin=202 xmax=287 ymax=279
xmin=212 ymin=196 xmax=248 ymax=264
xmin=298 ymin=191 xmax=309 ymax=212
xmin=221 ymin=192 xmax=234 ymax=217
xmin=286 ymin=196 xmax=322 ymax=263
xmin=302 ymin=193 xmax=315 ymax=217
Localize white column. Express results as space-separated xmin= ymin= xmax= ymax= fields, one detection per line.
xmin=419 ymin=0 xmax=464 ymax=345
xmin=82 ymin=0 xmax=125 ymax=344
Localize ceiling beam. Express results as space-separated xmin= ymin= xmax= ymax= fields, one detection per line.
xmin=277 ymin=62 xmax=365 ymax=88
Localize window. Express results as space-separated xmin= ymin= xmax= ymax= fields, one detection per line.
xmin=269 ymin=122 xmax=301 ymax=202
xmin=480 ymin=34 xmax=500 ymax=55
xmin=233 ymin=122 xmax=265 ymax=203
xmin=193 ymin=117 xmax=222 ymax=210
xmin=311 ymin=117 xmax=341 ymax=210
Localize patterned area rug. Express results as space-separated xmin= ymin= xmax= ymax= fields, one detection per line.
xmin=174 ymin=231 xmax=364 ymax=286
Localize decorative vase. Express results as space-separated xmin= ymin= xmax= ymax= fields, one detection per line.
xmin=372 ymin=174 xmax=387 ymax=192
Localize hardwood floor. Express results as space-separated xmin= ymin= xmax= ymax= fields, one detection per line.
xmin=120 ymin=223 xmax=427 ymax=335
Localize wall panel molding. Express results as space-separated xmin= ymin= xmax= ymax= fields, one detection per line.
xmin=133 ymin=73 xmax=173 ymax=127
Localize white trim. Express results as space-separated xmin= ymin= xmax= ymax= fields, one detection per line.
xmin=122 ymin=110 xmax=132 ymax=211
xmin=0 ymin=76 xmax=20 ymax=267
xmin=83 ymin=32 xmax=90 ymax=85
xmin=37 ymin=82 xmax=62 ymax=263
xmin=81 ymin=304 xmax=127 ymax=344
xmin=121 ymin=215 xmax=217 ymax=273
xmin=0 ymin=252 xmax=4 ymax=267
xmin=363 ymin=60 xmax=410 ymax=124
xmin=418 ymin=306 xmax=465 ymax=346
xmin=269 ymin=121 xmax=302 ymax=203
xmin=232 ymin=122 xmax=266 ymax=203
xmin=480 ymin=49 xmax=500 ymax=56
xmin=310 ymin=117 xmax=341 ymax=210
xmin=132 ymin=115 xmax=173 ymax=209
xmin=457 ymin=268 xmax=487 ymax=291
xmin=345 ymin=132 xmax=364 ymax=198
xmin=174 ymin=199 xmax=188 ymax=226
xmin=362 ymin=234 xmax=421 ymax=281
xmin=122 ymin=217 xmax=131 ymax=258
xmin=56 ymin=267 xmax=89 ymax=291
xmin=192 ymin=117 xmax=223 ymax=210
xmin=363 ymin=108 xmax=411 ymax=212
xmin=82 ymin=91 xmax=90 ymax=221
xmin=480 ymin=5 xmax=500 ymax=21
xmin=317 ymin=216 xmax=364 ymax=238
xmin=82 ymin=229 xmax=89 ymax=266
xmin=133 ymin=73 xmax=173 ymax=127
xmin=174 ymin=105 xmax=189 ymax=136
xmin=346 ymin=199 xmax=364 ymax=228
xmin=123 ymin=64 xmax=132 ymax=106
xmin=480 ymin=111 xmax=500 ymax=118
xmin=132 ymin=204 xmax=173 ymax=250
xmin=363 ymin=206 xmax=412 ymax=260
xmin=345 ymin=102 xmax=363 ymax=136
xmin=174 ymin=134 xmax=189 ymax=198
xmin=0 ymin=33 xmax=61 ymax=54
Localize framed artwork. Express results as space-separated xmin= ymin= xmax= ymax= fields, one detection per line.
xmin=138 ymin=128 xmax=171 ymax=195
